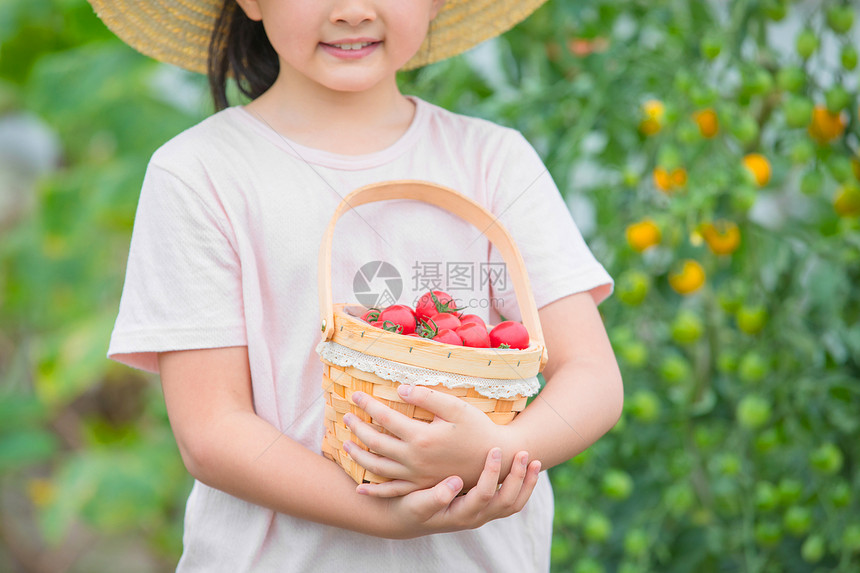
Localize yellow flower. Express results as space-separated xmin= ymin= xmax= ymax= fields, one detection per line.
xmin=743 ymin=153 xmax=771 ymax=187
xmin=700 ymin=220 xmax=741 ymax=255
xmin=639 ymin=100 xmax=665 ymax=135
xmin=834 ymin=184 xmax=860 ymax=217
xmin=653 ymin=166 xmax=688 ymax=194
xmin=808 ymin=105 xmax=846 ymax=143
xmin=626 ymin=219 xmax=662 ymax=252
xmin=669 ymin=260 xmax=706 ymax=295
xmin=693 ymin=109 xmax=719 ymax=138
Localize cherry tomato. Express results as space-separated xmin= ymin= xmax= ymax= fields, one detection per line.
xmin=370 ymin=319 xmax=403 ymax=334
xmin=431 ymin=328 xmax=463 ymax=346
xmin=361 ymin=308 xmax=381 ymax=323
xmin=427 ymin=312 xmax=461 ymax=331
xmin=459 ymin=314 xmax=486 ymax=329
xmin=415 ymin=290 xmax=461 ymax=322
xmin=455 ymin=322 xmax=490 ymax=348
xmin=377 ymin=304 xmax=416 ymax=335
xmin=489 ymin=321 xmax=530 ymax=349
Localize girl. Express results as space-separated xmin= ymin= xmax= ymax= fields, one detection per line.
xmin=92 ymin=0 xmax=623 ymax=570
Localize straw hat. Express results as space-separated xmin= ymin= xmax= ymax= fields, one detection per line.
xmin=86 ymin=0 xmax=549 ymax=74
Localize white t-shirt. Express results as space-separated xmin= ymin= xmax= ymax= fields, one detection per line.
xmin=108 ymin=96 xmax=613 ymax=572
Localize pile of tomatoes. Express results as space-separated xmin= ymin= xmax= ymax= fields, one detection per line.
xmin=359 ymin=290 xmax=530 ymax=349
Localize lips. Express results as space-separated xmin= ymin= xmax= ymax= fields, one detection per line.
xmin=319 ymin=40 xmax=381 ymax=59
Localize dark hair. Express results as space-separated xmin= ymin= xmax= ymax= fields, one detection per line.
xmin=208 ymin=1 xmax=279 ymax=111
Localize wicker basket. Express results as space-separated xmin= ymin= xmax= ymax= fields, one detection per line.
xmin=317 ymin=180 xmax=549 ymax=484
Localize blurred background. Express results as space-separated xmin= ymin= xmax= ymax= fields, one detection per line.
xmin=1 ymin=0 xmax=859 ymax=571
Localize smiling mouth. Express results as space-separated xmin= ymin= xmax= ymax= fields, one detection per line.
xmin=325 ymin=41 xmax=378 ymax=50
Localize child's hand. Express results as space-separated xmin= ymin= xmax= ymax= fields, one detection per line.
xmin=343 ymin=384 xmax=518 ymax=496
xmin=381 ymin=447 xmax=541 ymax=539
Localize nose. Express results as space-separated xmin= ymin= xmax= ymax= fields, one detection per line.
xmin=330 ymin=0 xmax=377 ymax=26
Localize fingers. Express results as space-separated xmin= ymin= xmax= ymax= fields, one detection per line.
xmin=343 ymin=412 xmax=405 ymax=461
xmin=396 ymin=384 xmax=471 ymax=423
xmin=342 ymin=440 xmax=406 ymax=480
xmin=497 ymin=452 xmax=541 ymax=511
xmin=350 ymin=391 xmax=415 ymax=439
xmin=356 ymin=479 xmax=422 ymax=498
xmin=405 ymin=476 xmax=464 ymax=521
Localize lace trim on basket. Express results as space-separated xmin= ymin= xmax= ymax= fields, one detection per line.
xmin=315 ymin=341 xmax=540 ymax=399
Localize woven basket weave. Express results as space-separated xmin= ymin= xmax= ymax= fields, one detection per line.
xmin=317 ymin=180 xmax=548 ymax=484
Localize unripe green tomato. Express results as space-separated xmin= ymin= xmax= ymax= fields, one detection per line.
xmin=701 ymin=34 xmax=722 ymax=59
xmin=738 ymin=351 xmax=769 ymax=383
xmin=620 ymin=340 xmax=648 ymax=368
xmin=658 ymin=144 xmax=682 ymax=170
xmin=717 ymin=350 xmax=738 ymax=373
xmin=674 ymin=69 xmax=695 ymax=94
xmin=716 ymin=453 xmax=742 ymax=476
xmin=730 ymin=184 xmax=758 ymax=212
xmin=665 ymin=484 xmax=695 ymax=516
xmin=660 ymin=353 xmax=692 ymax=383
xmin=618 ymin=270 xmax=650 ymax=306
xmin=826 ymin=6 xmax=854 ymax=35
xmin=737 ymin=394 xmax=771 ymax=429
xmin=736 ymin=304 xmax=767 ymax=334
xmin=671 ymin=310 xmax=704 ymax=345
xmin=801 ymin=534 xmax=826 ymax=563
xmin=754 ymin=521 xmax=782 ymax=547
xmin=843 ymin=524 xmax=860 ymax=553
xmin=777 ymin=477 xmax=804 ymax=505
xmin=800 ymin=169 xmax=824 ymax=195
xmin=690 ymin=85 xmax=717 ymax=107
xmin=602 ymin=469 xmax=634 ymax=500
xmin=677 ymin=121 xmax=701 ymax=145
xmin=783 ymin=95 xmax=814 ymax=128
xmin=623 ymin=529 xmax=649 ymax=557
xmin=746 ymin=69 xmax=773 ymax=96
xmin=732 ymin=115 xmax=759 ymax=145
xmin=560 ymin=503 xmax=584 ymax=527
xmin=829 ymin=481 xmax=852 ymax=507
xmin=583 ymin=513 xmax=612 ymax=543
xmin=842 ymin=45 xmax=859 ymax=70
xmin=622 ymin=167 xmax=640 ymax=187
xmin=828 ymin=155 xmax=854 ymax=183
xmin=694 ymin=424 xmax=718 ymax=449
xmin=575 ymin=557 xmax=605 ymax=573
xmin=810 ymin=442 xmax=844 ymax=474
xmin=755 ymin=427 xmax=780 ymax=453
xmin=755 ymin=481 xmax=779 ymax=511
xmin=789 ymin=139 xmax=815 ymax=164
xmin=550 ymin=538 xmax=572 ymax=563
xmin=629 ymin=390 xmax=660 ymax=422
xmin=777 ymin=66 xmax=806 ymax=93
xmin=763 ymin=0 xmax=787 ymax=21
xmin=796 ymin=29 xmax=819 ymax=59
xmin=825 ymin=85 xmax=852 ymax=113
xmin=784 ymin=505 xmax=813 ymax=536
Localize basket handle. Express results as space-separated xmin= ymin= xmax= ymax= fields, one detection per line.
xmin=319 ymin=180 xmax=548 ymax=370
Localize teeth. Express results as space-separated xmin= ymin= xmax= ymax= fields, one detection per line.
xmin=332 ymin=42 xmax=372 ymax=50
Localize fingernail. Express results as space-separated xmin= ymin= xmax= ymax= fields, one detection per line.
xmin=356 ymin=486 xmax=368 ymax=495
xmin=397 ymin=384 xmax=412 ymax=397
xmin=343 ymin=413 xmax=354 ymax=426
xmin=343 ymin=441 xmax=351 ymax=453
xmin=521 ymin=454 xmax=528 ymax=470
xmin=491 ymin=448 xmax=502 ymax=462
xmin=351 ymin=391 xmax=366 ymax=406
xmin=447 ymin=477 xmax=463 ymax=492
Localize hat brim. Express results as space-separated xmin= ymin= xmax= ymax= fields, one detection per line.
xmin=87 ymin=0 xmax=548 ymax=74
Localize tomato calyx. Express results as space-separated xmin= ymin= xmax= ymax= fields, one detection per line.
xmin=415 ymin=317 xmax=440 ymax=339
xmin=361 ymin=307 xmax=381 ymax=323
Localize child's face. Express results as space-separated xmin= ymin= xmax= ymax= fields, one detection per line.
xmin=236 ymin=0 xmax=445 ymax=95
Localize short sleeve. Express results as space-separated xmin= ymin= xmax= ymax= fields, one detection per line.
xmin=488 ymin=131 xmax=613 ymax=322
xmin=107 ymin=163 xmax=246 ymax=373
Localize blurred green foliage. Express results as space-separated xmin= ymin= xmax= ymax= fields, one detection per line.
xmin=1 ymin=0 xmax=859 ymax=571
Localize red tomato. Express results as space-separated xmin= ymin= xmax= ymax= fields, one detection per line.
xmin=361 ymin=308 xmax=381 ymax=323
xmin=415 ymin=290 xmax=461 ymax=322
xmin=459 ymin=314 xmax=486 ymax=329
xmin=489 ymin=321 xmax=530 ymax=349
xmin=377 ymin=304 xmax=416 ymax=335
xmin=406 ymin=333 xmax=421 ymax=337
xmin=431 ymin=328 xmax=463 ymax=346
xmin=370 ymin=319 xmax=403 ymax=334
xmin=427 ymin=312 xmax=461 ymax=331
xmin=455 ymin=323 xmax=490 ymax=348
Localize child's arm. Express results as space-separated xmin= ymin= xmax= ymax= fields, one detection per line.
xmin=346 ymin=290 xmax=623 ymax=496
xmin=157 ymin=346 xmax=542 ymax=539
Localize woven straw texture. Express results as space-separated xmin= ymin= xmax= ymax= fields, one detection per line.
xmin=320 ymin=362 xmax=529 ymax=484
xmin=86 ymin=0 xmax=548 ymax=74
